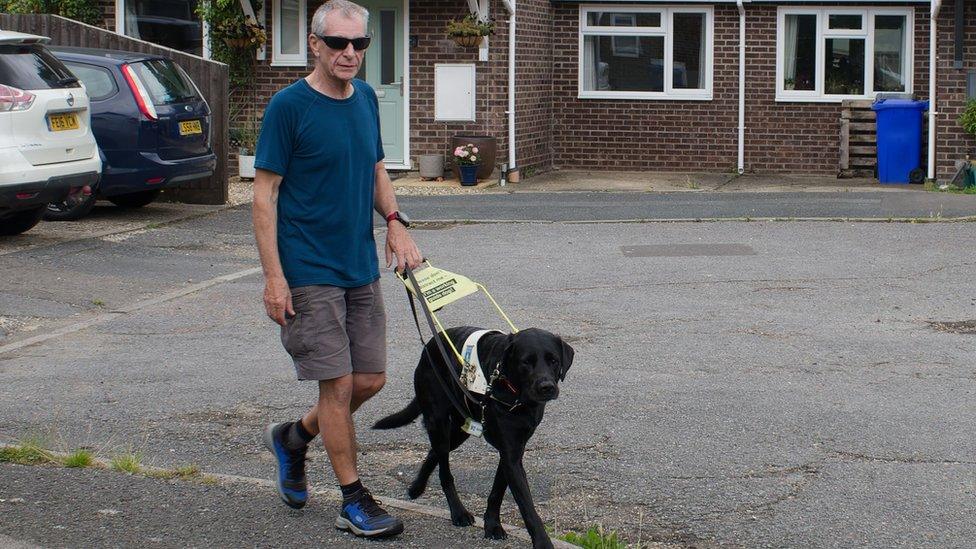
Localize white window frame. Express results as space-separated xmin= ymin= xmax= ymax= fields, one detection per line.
xmin=776 ymin=6 xmax=914 ymax=103
xmin=578 ymin=4 xmax=713 ymax=101
xmin=272 ymin=0 xmax=307 ymax=66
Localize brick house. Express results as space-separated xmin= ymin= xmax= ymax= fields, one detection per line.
xmin=93 ymin=0 xmax=972 ymax=181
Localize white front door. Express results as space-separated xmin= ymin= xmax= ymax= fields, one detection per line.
xmin=359 ymin=0 xmax=407 ymax=167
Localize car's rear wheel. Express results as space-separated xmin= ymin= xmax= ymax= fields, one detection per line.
xmin=108 ymin=189 xmax=161 ymax=209
xmin=45 ymin=188 xmax=97 ymax=221
xmin=0 ymin=207 xmax=45 ymax=236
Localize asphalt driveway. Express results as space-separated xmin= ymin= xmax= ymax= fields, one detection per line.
xmin=1 ymin=199 xmax=975 ymax=548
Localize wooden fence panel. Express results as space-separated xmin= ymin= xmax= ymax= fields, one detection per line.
xmin=0 ymin=13 xmax=229 ymax=204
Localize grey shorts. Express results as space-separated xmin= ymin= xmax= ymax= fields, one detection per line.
xmin=280 ymin=280 xmax=387 ymax=381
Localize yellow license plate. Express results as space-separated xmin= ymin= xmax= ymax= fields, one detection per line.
xmin=179 ymin=120 xmax=202 ymax=135
xmin=48 ymin=113 xmax=79 ymax=132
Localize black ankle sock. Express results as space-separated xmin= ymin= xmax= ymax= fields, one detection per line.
xmin=283 ymin=420 xmax=314 ymax=449
xmin=340 ymin=479 xmax=364 ymax=501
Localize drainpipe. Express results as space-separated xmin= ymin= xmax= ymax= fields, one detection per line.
xmin=929 ymin=0 xmax=941 ymax=181
xmin=736 ymin=0 xmax=745 ymax=175
xmin=500 ymin=0 xmax=516 ymax=174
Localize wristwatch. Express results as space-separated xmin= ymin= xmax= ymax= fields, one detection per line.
xmin=385 ymin=210 xmax=411 ymax=228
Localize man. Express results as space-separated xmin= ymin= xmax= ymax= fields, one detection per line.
xmin=251 ymin=0 xmax=422 ymax=539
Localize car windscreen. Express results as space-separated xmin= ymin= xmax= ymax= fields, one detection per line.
xmin=0 ymin=44 xmax=81 ymax=90
xmin=130 ymin=59 xmax=199 ymax=105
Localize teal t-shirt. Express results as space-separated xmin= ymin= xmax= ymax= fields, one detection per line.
xmin=255 ymin=78 xmax=384 ymax=288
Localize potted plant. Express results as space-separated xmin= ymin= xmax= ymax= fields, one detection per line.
xmin=958 ymin=99 xmax=976 ymax=187
xmin=216 ymin=17 xmax=266 ymax=50
xmin=446 ymin=14 xmax=493 ymax=48
xmin=453 ymin=143 xmax=481 ymax=186
xmin=233 ymin=121 xmax=260 ymax=179
xmin=197 ymin=0 xmax=264 ymax=87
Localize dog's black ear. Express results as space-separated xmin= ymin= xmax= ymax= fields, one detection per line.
xmin=557 ymin=336 xmax=575 ymax=381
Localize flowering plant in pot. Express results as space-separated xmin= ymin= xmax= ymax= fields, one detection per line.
xmin=445 ymin=14 xmax=493 ymax=48
xmin=453 ymin=143 xmax=481 ymax=186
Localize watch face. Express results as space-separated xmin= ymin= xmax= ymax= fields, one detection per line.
xmin=398 ymin=211 xmax=411 ymax=226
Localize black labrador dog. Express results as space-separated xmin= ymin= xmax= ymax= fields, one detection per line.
xmin=373 ymin=326 xmax=574 ymax=549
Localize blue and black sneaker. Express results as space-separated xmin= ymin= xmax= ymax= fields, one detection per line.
xmin=335 ymin=489 xmax=404 ymax=538
xmin=262 ymin=422 xmax=308 ymax=509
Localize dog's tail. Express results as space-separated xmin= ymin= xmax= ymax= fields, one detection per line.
xmin=372 ymin=398 xmax=421 ymax=430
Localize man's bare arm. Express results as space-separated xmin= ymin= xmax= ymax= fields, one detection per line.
xmin=253 ymin=168 xmax=293 ymax=326
xmin=374 ymin=161 xmax=422 ymax=273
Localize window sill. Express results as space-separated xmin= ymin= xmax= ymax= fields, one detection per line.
xmin=775 ymin=92 xmax=911 ymax=103
xmin=270 ymin=59 xmax=308 ymax=67
xmin=578 ymin=91 xmax=712 ymax=101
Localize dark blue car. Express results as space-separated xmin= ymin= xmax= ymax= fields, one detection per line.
xmin=45 ymin=47 xmax=215 ymax=219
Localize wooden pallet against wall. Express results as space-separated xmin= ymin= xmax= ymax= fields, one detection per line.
xmin=839 ymin=100 xmax=877 ymax=178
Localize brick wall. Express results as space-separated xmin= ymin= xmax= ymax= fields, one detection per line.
xmin=549 ymin=4 xmax=936 ymax=176
xmin=935 ymin=0 xmax=976 ymax=181
xmin=85 ymin=0 xmax=971 ymax=181
xmin=98 ymin=0 xmax=115 ymax=31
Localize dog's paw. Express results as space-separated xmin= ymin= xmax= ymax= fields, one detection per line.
xmin=407 ymin=481 xmax=426 ymax=499
xmin=483 ymin=523 xmax=507 ymax=539
xmin=451 ymin=509 xmax=475 ymax=527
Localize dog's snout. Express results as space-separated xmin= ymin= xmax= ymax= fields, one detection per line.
xmin=537 ymin=382 xmax=558 ymax=400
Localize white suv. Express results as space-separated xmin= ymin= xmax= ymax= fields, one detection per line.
xmin=0 ymin=31 xmax=101 ymax=236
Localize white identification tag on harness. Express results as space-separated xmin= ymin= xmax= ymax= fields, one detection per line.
xmin=462 ymin=417 xmax=484 ymax=437
xmin=460 ymin=329 xmax=500 ymax=394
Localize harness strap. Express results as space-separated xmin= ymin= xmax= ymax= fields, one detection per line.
xmin=402 ymin=268 xmax=481 ymax=416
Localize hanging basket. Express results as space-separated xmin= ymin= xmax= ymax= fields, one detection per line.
xmin=451 ymin=34 xmax=483 ymax=48
xmin=223 ymin=37 xmax=252 ymax=48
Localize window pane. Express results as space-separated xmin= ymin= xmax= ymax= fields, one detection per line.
xmin=279 ymin=0 xmax=300 ymax=55
xmin=828 ymin=14 xmax=862 ymax=30
xmin=672 ymin=13 xmax=704 ymax=89
xmin=380 ymin=10 xmax=395 ymax=85
xmin=783 ymin=14 xmax=816 ymax=91
xmin=586 ymin=11 xmax=661 ymax=27
xmin=124 ymin=0 xmax=202 ymax=56
xmin=582 ymin=35 xmax=664 ymax=92
xmin=0 ymin=44 xmax=78 ymax=90
xmin=65 ymin=62 xmax=117 ymax=101
xmin=874 ymin=15 xmax=906 ymax=92
xmin=825 ymin=38 xmax=865 ymax=94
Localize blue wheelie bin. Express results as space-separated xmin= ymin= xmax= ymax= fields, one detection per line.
xmin=871 ymin=99 xmax=928 ymax=183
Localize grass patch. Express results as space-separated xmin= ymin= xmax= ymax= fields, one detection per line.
xmin=0 ymin=440 xmax=54 ymax=465
xmin=62 ymin=448 xmax=94 ymax=468
xmin=558 ymin=525 xmax=627 ymax=549
xmin=146 ymin=464 xmax=200 ymax=480
xmin=110 ymin=453 xmax=142 ymax=474
xmin=91 ymin=298 xmax=105 ymax=307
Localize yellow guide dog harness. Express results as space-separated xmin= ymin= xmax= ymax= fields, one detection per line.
xmin=400 ymin=262 xmax=518 ymax=437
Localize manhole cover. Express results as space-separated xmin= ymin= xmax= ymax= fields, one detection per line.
xmin=928 ymin=320 xmax=976 ymax=334
xmin=621 ymin=244 xmax=756 ymax=258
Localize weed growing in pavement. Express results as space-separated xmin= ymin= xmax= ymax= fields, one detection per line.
xmin=91 ymin=299 xmax=105 ymax=307
xmin=62 ymin=449 xmax=94 ymax=468
xmin=146 ymin=464 xmax=201 ymax=480
xmin=0 ymin=439 xmax=54 ymax=465
xmin=111 ymin=453 xmax=142 ymax=474
xmin=557 ymin=524 xmax=628 ymax=548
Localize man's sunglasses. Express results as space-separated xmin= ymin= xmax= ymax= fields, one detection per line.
xmin=315 ymin=34 xmax=371 ymax=51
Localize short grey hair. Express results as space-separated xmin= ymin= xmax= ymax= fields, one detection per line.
xmin=311 ymin=0 xmax=370 ymax=35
